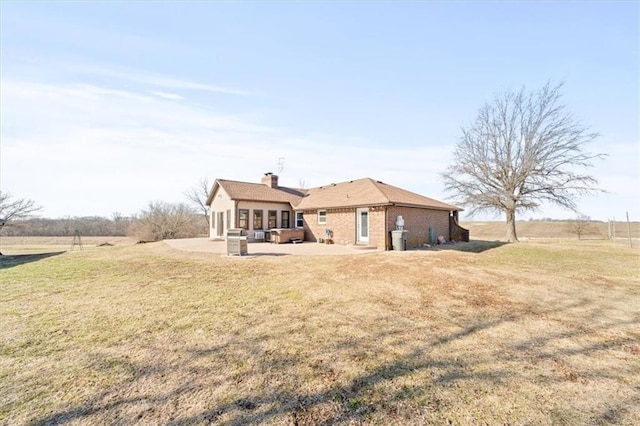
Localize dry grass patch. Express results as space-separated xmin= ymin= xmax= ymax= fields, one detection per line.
xmin=1 ymin=240 xmax=639 ymax=425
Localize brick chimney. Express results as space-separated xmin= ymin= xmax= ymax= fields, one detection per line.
xmin=261 ymin=172 xmax=278 ymax=188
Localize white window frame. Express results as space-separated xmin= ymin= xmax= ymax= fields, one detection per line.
xmin=318 ymin=210 xmax=327 ymax=225
xmin=296 ymin=211 xmax=304 ymax=228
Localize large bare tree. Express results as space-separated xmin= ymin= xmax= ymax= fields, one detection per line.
xmin=184 ymin=177 xmax=211 ymax=225
xmin=0 ymin=190 xmax=42 ymax=223
xmin=442 ymin=82 xmax=604 ymax=242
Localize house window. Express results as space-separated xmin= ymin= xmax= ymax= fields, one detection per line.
xmin=318 ymin=210 xmax=327 ymax=225
xmin=226 ymin=210 xmax=231 ymax=229
xmin=296 ymin=212 xmax=304 ymax=228
xmin=210 ymin=211 xmax=215 ymax=228
xmin=217 ymin=212 xmax=224 ymax=236
xmin=268 ymin=210 xmax=277 ymax=229
xmin=239 ymin=209 xmax=249 ymax=230
xmin=253 ymin=210 xmax=263 ymax=229
xmin=281 ymin=211 xmax=290 ymax=228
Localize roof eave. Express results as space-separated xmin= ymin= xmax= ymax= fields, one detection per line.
xmin=235 ymin=198 xmax=299 ymax=205
xmin=295 ymin=202 xmax=392 ymax=211
xmin=392 ymin=202 xmax=462 ymax=211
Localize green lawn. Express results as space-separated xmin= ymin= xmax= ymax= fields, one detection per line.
xmin=1 ymin=240 xmax=639 ymax=425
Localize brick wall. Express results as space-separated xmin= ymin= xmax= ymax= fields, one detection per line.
xmin=301 ymin=206 xmax=451 ymax=249
xmin=368 ymin=207 xmax=387 ymax=249
xmin=386 ymin=206 xmax=450 ymax=248
xmin=300 ymin=207 xmax=387 ymax=248
xmin=302 ymin=208 xmax=356 ymax=244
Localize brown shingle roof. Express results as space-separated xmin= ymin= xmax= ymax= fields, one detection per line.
xmin=207 ymin=176 xmax=459 ymax=212
xmin=295 ymin=178 xmax=460 ymax=211
xmin=207 ymin=179 xmax=306 ymax=205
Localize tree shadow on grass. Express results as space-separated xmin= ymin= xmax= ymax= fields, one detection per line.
xmin=29 ymin=290 xmax=638 ymax=425
xmin=0 ymin=251 xmax=65 ymax=269
xmin=247 ymin=253 xmax=289 ymax=257
xmin=32 ymin=317 xmax=513 ymax=426
xmin=421 ymin=239 xmax=507 ymax=253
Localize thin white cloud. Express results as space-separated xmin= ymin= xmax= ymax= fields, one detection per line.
xmin=149 ymin=91 xmax=183 ymax=101
xmin=1 ymin=77 xmax=449 ymax=217
xmin=74 ymin=64 xmax=255 ymax=96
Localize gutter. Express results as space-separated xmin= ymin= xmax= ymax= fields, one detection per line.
xmin=391 ymin=202 xmax=462 ymax=212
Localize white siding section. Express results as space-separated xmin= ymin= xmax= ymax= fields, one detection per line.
xmin=209 ymin=186 xmax=236 ymax=239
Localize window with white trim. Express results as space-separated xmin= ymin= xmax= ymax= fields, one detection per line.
xmin=318 ymin=210 xmax=327 ymax=225
xmin=296 ymin=211 xmax=304 ymax=228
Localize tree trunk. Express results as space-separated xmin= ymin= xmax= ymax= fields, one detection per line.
xmin=505 ymin=208 xmax=518 ymax=242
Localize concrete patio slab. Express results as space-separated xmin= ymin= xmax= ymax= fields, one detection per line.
xmin=163 ymin=238 xmax=379 ymax=256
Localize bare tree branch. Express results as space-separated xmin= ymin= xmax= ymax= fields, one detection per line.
xmin=184 ymin=177 xmax=211 ymax=225
xmin=0 ymin=191 xmax=42 ymax=223
xmin=442 ymin=82 xmax=605 ymax=242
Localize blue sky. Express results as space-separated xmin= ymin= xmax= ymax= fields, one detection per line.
xmin=1 ymin=1 xmax=638 ymax=221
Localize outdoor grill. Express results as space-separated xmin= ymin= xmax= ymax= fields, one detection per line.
xmin=226 ymin=229 xmax=248 ymax=255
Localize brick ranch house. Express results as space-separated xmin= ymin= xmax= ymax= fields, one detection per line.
xmin=206 ymin=173 xmax=469 ymax=249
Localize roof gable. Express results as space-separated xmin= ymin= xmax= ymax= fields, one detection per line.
xmin=372 ymin=179 xmax=460 ymax=210
xmin=206 ymin=179 xmax=306 ymax=206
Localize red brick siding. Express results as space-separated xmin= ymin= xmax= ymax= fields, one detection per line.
xmin=299 ymin=209 xmax=321 ymax=242
xmin=300 ymin=207 xmax=389 ymax=248
xmin=302 ymin=208 xmax=356 ymax=244
xmin=386 ymin=206 xmax=450 ymax=248
xmin=300 ymin=206 xmax=450 ymax=249
xmin=368 ymin=207 xmax=387 ymax=249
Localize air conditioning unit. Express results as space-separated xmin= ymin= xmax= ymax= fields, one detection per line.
xmin=254 ymin=231 xmax=265 ymax=241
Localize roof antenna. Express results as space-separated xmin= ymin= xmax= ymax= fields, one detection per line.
xmin=277 ymin=157 xmax=285 ymax=175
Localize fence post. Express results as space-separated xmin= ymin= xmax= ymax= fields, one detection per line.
xmin=627 ymin=212 xmax=632 ymax=248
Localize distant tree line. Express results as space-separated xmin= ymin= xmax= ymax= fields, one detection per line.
xmin=2 ymin=203 xmax=208 ymax=241
xmin=527 ymin=217 xmax=603 ymax=223
xmin=2 ymin=180 xmax=212 ymax=242
xmin=1 ymin=215 xmax=133 ymax=237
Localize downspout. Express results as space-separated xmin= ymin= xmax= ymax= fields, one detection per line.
xmin=449 ymin=211 xmax=453 ymax=241
xmin=385 ymin=206 xmax=389 ymax=250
